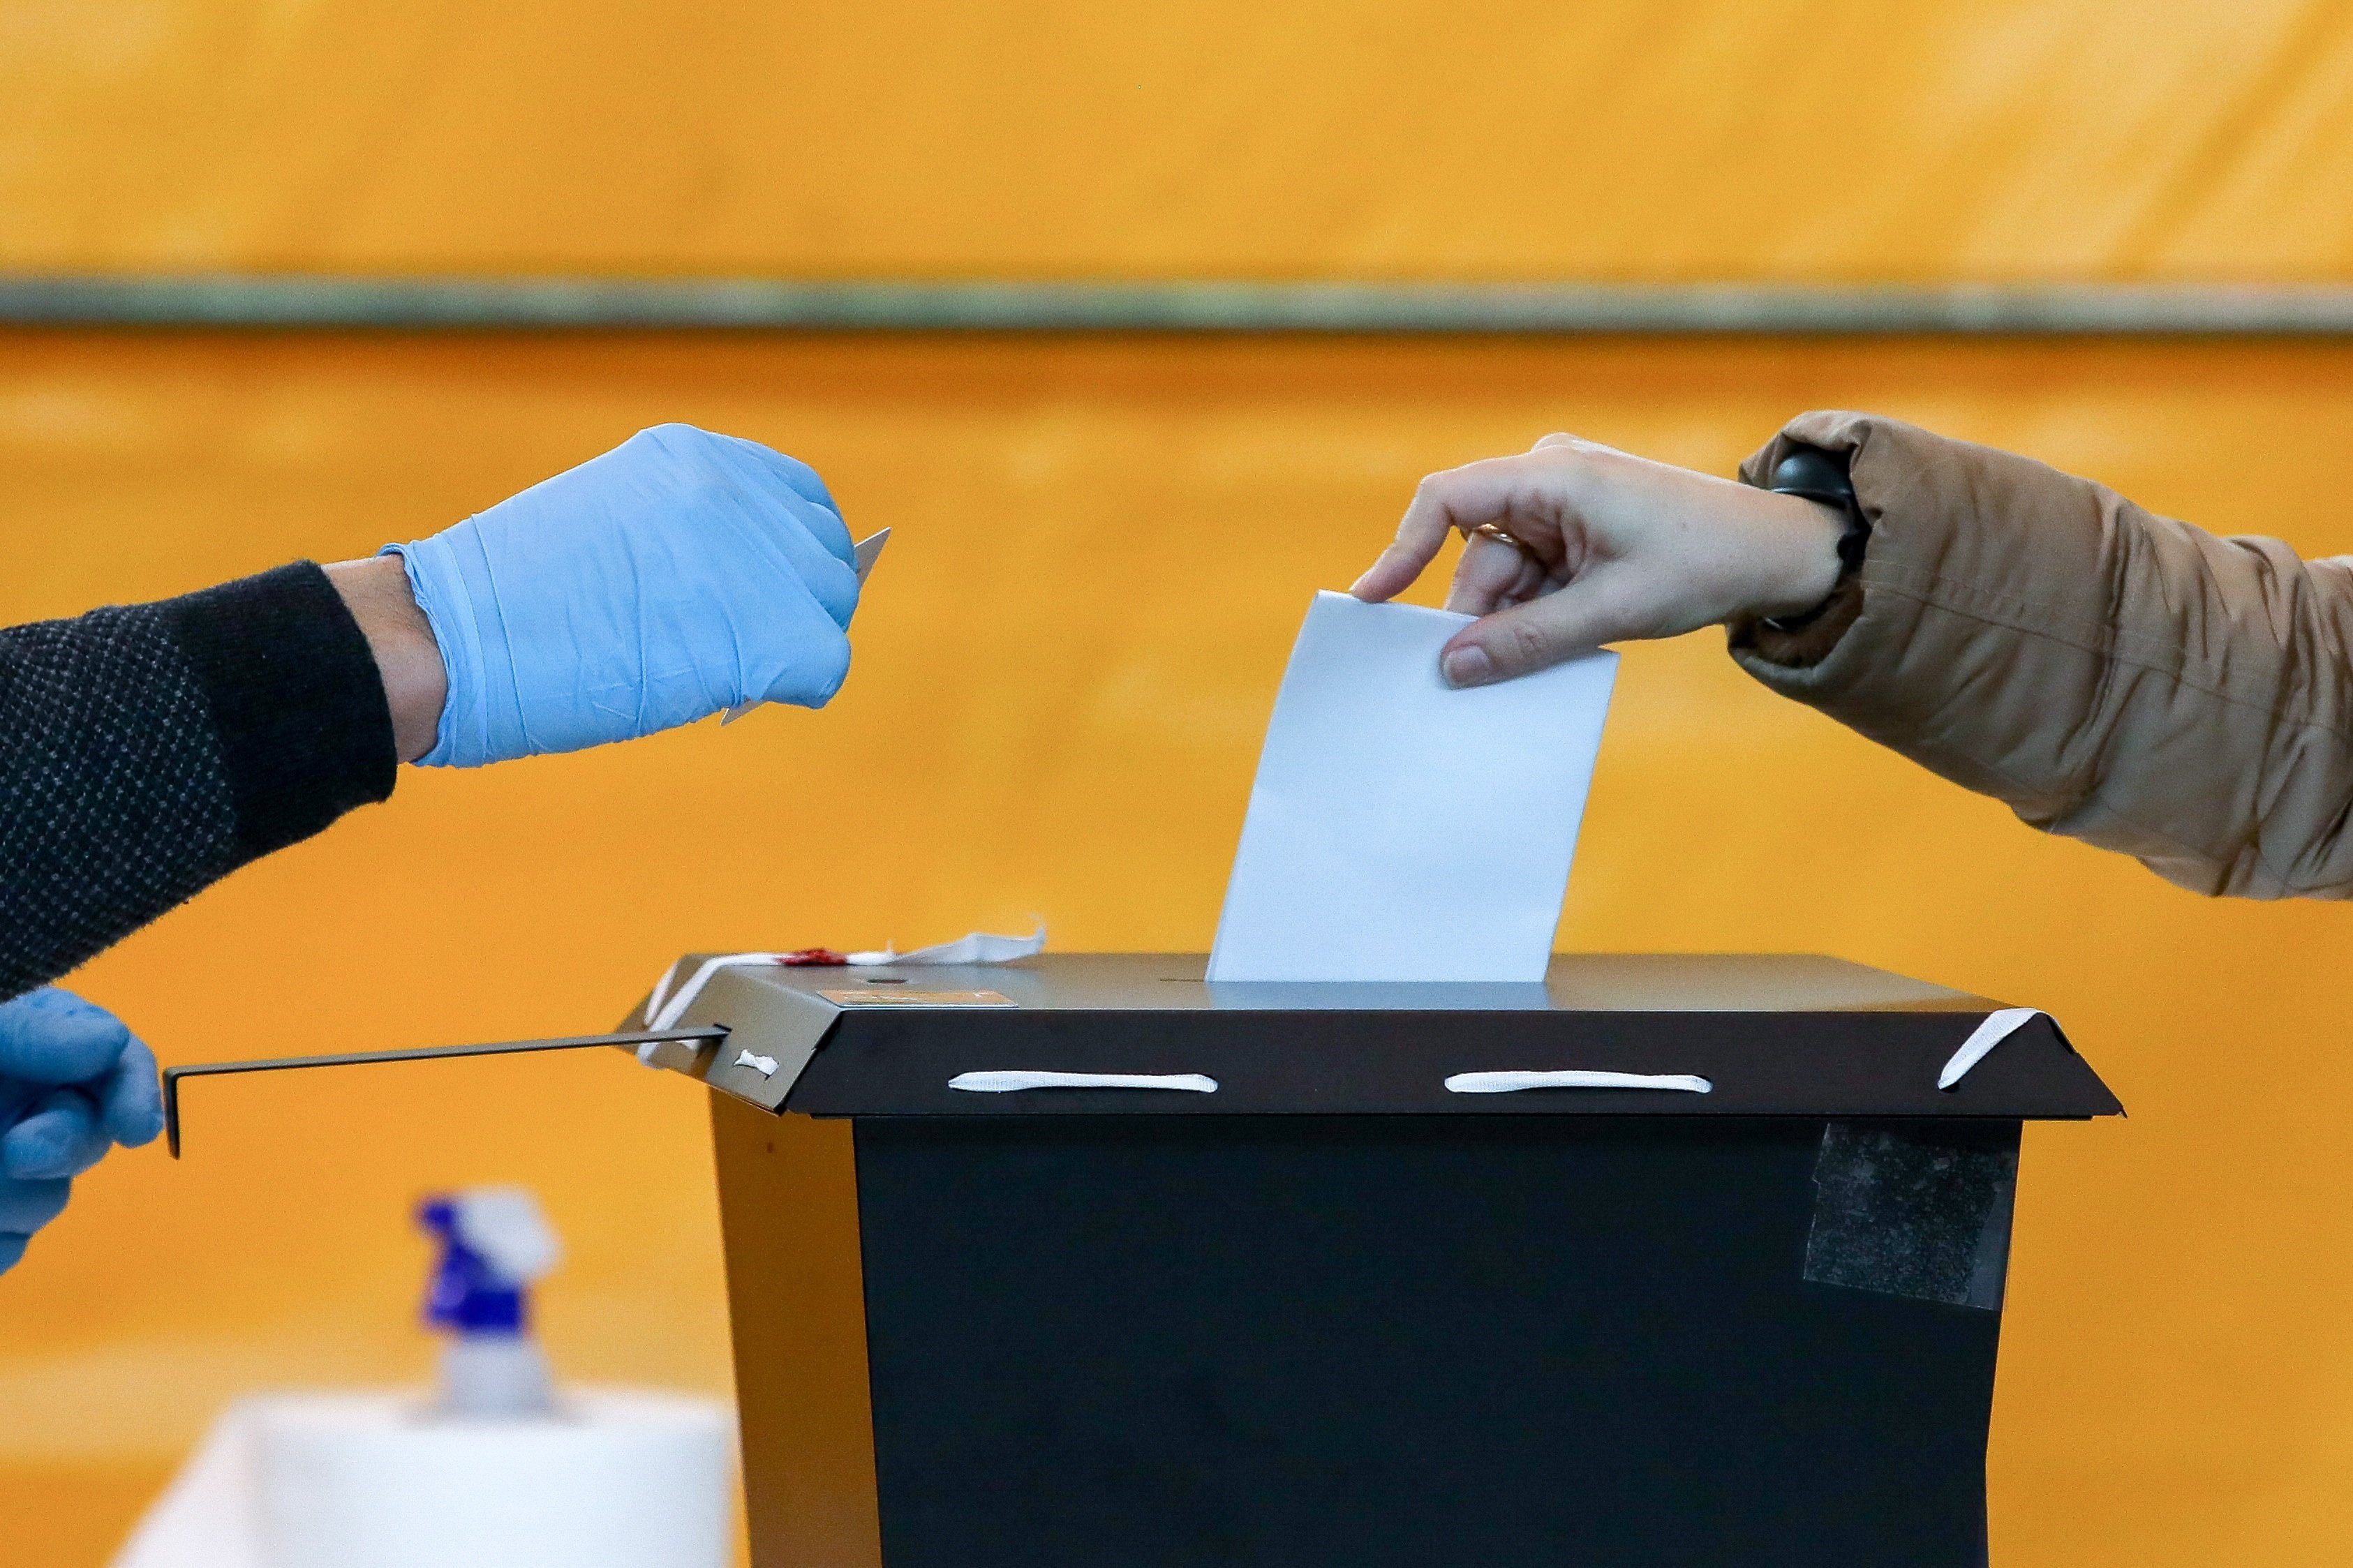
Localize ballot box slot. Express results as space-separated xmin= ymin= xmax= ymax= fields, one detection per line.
xmin=1444 ymin=1068 xmax=1712 ymax=1094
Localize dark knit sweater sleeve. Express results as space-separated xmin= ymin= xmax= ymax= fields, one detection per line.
xmin=0 ymin=563 xmax=396 ymax=998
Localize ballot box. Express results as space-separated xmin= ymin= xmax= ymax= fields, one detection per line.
xmin=630 ymin=952 xmax=2118 ymax=1568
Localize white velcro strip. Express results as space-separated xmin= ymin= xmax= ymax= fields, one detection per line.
xmin=949 ymin=1071 xmax=1218 ymax=1094
xmin=1444 ymin=1070 xmax=1713 ymax=1095
xmin=1937 ymin=1008 xmax=2044 ymax=1089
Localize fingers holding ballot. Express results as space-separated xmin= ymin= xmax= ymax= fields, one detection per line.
xmin=1349 ymin=433 xmax=1850 ymax=687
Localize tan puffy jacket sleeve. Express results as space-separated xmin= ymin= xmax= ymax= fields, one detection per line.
xmin=1725 ymin=410 xmax=2353 ymax=899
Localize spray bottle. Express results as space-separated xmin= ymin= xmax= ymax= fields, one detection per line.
xmin=417 ymin=1186 xmax=563 ymax=1418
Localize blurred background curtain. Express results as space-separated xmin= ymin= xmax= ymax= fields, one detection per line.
xmin=8 ymin=3 xmax=2353 ymax=1563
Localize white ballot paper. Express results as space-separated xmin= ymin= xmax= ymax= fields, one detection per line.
xmin=1207 ymin=591 xmax=1618 ymax=983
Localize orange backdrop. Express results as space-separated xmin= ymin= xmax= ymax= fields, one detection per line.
xmin=8 ymin=5 xmax=2353 ymax=1567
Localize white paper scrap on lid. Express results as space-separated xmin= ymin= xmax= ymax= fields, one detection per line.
xmin=1207 ymin=591 xmax=1617 ymax=984
xmin=845 ymin=922 xmax=1044 ymax=966
xmin=641 ymin=924 xmax=1046 ymax=1033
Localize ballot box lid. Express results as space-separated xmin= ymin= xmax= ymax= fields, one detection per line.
xmin=641 ymin=953 xmax=2120 ymax=1120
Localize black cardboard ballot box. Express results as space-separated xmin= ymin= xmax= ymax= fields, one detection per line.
xmin=632 ymin=953 xmax=2119 ymax=1568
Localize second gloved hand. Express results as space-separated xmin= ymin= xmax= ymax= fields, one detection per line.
xmin=0 ymin=988 xmax=164 ymax=1274
xmin=387 ymin=424 xmax=861 ymax=768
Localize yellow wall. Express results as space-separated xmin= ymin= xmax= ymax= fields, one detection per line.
xmin=9 ymin=5 xmax=2353 ymax=1567
xmin=10 ymin=0 xmax=2353 ymax=280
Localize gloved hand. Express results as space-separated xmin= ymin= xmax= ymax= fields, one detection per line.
xmin=0 ymin=988 xmax=163 ymax=1274
xmin=387 ymin=424 xmax=861 ymax=768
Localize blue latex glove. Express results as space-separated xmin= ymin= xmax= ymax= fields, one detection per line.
xmin=0 ymin=988 xmax=163 ymax=1274
xmin=387 ymin=424 xmax=861 ymax=768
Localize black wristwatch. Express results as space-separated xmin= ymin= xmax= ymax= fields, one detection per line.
xmin=1761 ymin=444 xmax=1870 ymax=631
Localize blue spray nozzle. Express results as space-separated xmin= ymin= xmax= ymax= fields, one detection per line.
xmin=418 ymin=1189 xmax=560 ymax=1339
xmin=420 ymin=1197 xmax=526 ymax=1335
xmin=417 ymin=1189 xmax=564 ymax=1417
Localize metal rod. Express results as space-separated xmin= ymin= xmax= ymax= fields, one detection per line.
xmin=161 ymin=1026 xmax=730 ymax=1158
xmin=9 ymin=275 xmax=2353 ymax=336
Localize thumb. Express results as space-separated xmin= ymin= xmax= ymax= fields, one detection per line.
xmin=1438 ymin=578 xmax=1633 ymax=687
xmin=0 ymin=990 xmax=131 ymax=1087
xmin=98 ymin=1038 xmax=163 ymax=1149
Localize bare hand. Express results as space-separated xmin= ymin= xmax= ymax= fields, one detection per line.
xmin=326 ymin=556 xmax=448 ymax=763
xmin=1349 ymin=434 xmax=1847 ymax=686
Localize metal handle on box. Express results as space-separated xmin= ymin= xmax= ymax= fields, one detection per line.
xmin=161 ymin=1027 xmax=732 ymax=1158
